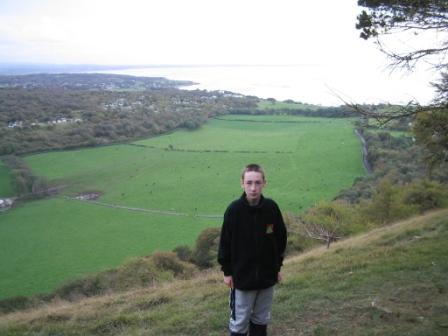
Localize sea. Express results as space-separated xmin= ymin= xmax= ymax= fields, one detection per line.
xmin=98 ymin=64 xmax=435 ymax=107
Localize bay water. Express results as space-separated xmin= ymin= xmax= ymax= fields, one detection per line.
xmin=99 ymin=64 xmax=435 ymax=106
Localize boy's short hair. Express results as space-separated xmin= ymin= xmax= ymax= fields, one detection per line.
xmin=241 ymin=163 xmax=265 ymax=181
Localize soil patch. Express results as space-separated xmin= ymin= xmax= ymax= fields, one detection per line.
xmin=0 ymin=198 xmax=15 ymax=212
xmin=74 ymin=191 xmax=102 ymax=201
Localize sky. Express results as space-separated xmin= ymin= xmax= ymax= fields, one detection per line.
xmin=0 ymin=0 xmax=444 ymax=104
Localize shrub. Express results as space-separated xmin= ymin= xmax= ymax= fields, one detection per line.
xmin=360 ymin=177 xmax=418 ymax=225
xmin=303 ymin=200 xmax=367 ymax=236
xmin=0 ymin=296 xmax=36 ymax=314
xmin=55 ymin=276 xmax=104 ymax=301
xmin=151 ymin=251 xmax=195 ymax=277
xmin=402 ymin=179 xmax=447 ymax=212
xmin=192 ymin=227 xmax=221 ymax=269
xmin=173 ymin=245 xmax=193 ymax=262
xmin=55 ymin=256 xmax=158 ymax=300
xmin=283 ymin=212 xmax=319 ymax=254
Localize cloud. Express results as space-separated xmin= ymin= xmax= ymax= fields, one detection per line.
xmin=0 ymin=0 xmax=373 ymax=65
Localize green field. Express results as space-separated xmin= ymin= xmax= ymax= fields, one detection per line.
xmin=367 ymin=128 xmax=412 ymax=137
xmin=257 ymin=100 xmax=320 ymax=111
xmin=0 ymin=115 xmax=365 ymax=299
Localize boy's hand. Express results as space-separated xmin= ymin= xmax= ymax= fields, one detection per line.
xmin=223 ymin=275 xmax=233 ymax=288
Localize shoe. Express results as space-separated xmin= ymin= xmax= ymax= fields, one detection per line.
xmin=249 ymin=322 xmax=267 ymax=336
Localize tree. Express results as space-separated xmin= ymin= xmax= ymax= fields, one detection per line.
xmin=301 ymin=202 xmax=346 ymax=248
xmin=356 ymin=0 xmax=448 ymax=70
xmin=413 ymin=107 xmax=448 ymax=165
xmin=355 ymin=0 xmax=448 ymax=167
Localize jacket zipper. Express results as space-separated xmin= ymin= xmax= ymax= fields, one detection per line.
xmin=254 ymin=212 xmax=260 ymax=284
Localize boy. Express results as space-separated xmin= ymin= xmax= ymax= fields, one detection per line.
xmin=218 ymin=164 xmax=287 ymax=336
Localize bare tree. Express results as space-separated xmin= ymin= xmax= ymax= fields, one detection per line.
xmin=304 ymin=222 xmax=342 ymax=249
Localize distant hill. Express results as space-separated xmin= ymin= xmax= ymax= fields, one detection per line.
xmin=0 ymin=63 xmax=164 ymax=76
xmin=0 ymin=73 xmax=258 ymax=155
xmin=1 ymin=209 xmax=446 ymax=335
xmin=0 ymin=72 xmax=194 ymax=90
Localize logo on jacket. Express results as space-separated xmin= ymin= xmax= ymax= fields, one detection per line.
xmin=266 ymin=224 xmax=274 ymax=234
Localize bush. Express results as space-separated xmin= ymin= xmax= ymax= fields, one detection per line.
xmin=402 ymin=179 xmax=447 ymax=212
xmin=0 ymin=296 xmax=36 ymax=314
xmin=358 ymin=176 xmax=448 ymax=225
xmin=173 ymin=245 xmax=193 ymax=262
xmin=55 ymin=256 xmax=163 ymax=300
xmin=302 ymin=200 xmax=367 ymax=237
xmin=2 ymin=155 xmax=53 ymax=199
xmin=192 ymin=227 xmax=221 ymax=269
xmin=151 ymin=251 xmax=195 ymax=277
xmin=283 ymin=212 xmax=319 ymax=254
xmin=55 ymin=276 xmax=105 ymax=301
xmin=360 ymin=177 xmax=418 ymax=225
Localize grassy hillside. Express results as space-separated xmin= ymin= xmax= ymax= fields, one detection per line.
xmin=0 ymin=115 xmax=364 ymax=299
xmin=0 ymin=209 xmax=446 ymax=335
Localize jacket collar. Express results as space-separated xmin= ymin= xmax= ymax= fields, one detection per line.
xmin=240 ymin=192 xmax=265 ymax=209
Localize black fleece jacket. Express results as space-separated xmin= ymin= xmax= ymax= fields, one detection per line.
xmin=217 ymin=193 xmax=287 ymax=290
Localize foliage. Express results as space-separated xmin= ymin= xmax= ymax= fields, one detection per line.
xmin=360 ymin=176 xmax=418 ymax=224
xmin=0 ymin=251 xmax=196 ymax=313
xmin=301 ymin=202 xmax=343 ymax=248
xmin=359 ymin=175 xmax=447 ymax=226
xmin=337 ymin=128 xmax=448 ymax=204
xmin=172 ymin=245 xmax=193 ymax=262
xmin=0 ymin=296 xmax=40 ymax=315
xmin=151 ymin=251 xmax=196 ymax=278
xmin=413 ymin=107 xmax=448 ymax=166
xmin=303 ymin=201 xmax=366 ymax=236
xmin=402 ymin=178 xmax=448 ymax=212
xmin=283 ymin=212 xmax=317 ymax=254
xmin=0 ymin=160 xmax=14 ymax=197
xmin=357 ymin=0 xmax=448 ymax=69
xmin=355 ymin=0 xmax=448 ymax=173
xmin=1 ymin=155 xmax=52 ymax=199
xmin=288 ymin=197 xmax=382 ymax=252
xmin=0 ymin=74 xmax=259 ymax=155
xmin=256 ymin=99 xmax=356 ymax=117
xmin=192 ymin=227 xmax=221 ymax=269
xmin=299 ymin=125 xmax=448 ymax=249
xmin=47 ymin=253 xmax=194 ymax=303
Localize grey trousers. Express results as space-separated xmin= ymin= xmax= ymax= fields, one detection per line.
xmin=229 ymin=286 xmax=274 ymax=334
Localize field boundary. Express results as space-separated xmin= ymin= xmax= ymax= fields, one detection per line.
xmin=62 ymin=196 xmax=223 ymax=220
xmin=354 ymin=129 xmax=373 ymax=174
xmin=212 ymin=117 xmax=322 ymax=124
xmin=127 ymin=143 xmax=293 ymax=154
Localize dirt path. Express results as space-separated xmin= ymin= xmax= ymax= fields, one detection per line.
xmin=63 ymin=196 xmax=223 ymax=220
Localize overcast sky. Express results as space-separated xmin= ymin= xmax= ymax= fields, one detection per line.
xmin=0 ymin=0 xmax=443 ymax=104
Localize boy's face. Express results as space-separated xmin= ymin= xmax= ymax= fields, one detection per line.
xmin=241 ymin=171 xmax=266 ymax=205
